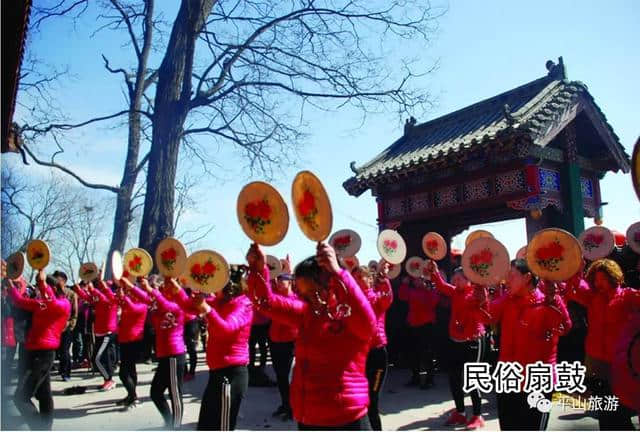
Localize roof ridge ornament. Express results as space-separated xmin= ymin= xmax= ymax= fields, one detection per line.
xmin=545 ymin=56 xmax=567 ymax=80
xmin=503 ymin=104 xmax=516 ymax=126
xmin=404 ymin=116 xmax=417 ymax=136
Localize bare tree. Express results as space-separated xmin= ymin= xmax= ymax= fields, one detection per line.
xmin=20 ymin=0 xmax=159 ymax=272
xmin=1 ymin=164 xmax=113 ymax=279
xmin=20 ymin=0 xmax=442 ymax=258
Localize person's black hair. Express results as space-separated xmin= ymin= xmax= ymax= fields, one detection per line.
xmin=294 ymin=256 xmax=330 ymax=287
xmin=510 ymin=258 xmax=538 ymax=286
xmin=52 ymin=271 xmax=68 ymax=282
xmin=46 ymin=276 xmax=57 ymax=287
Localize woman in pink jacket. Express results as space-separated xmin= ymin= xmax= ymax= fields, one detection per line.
xmin=353 ymin=265 xmax=393 ymax=431
xmin=8 ymin=271 xmax=70 ymax=430
xmin=186 ymin=266 xmax=254 ymax=430
xmin=74 ymin=279 xmax=118 ymax=391
xmin=269 ymin=271 xmax=299 ymax=420
xmin=247 ymin=242 xmax=376 ymax=430
xmin=565 ymin=258 xmax=640 ymax=430
xmin=115 ymin=278 xmax=149 ymax=409
xmin=137 ymin=277 xmax=186 ymax=429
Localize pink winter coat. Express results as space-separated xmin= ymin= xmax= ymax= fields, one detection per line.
xmin=249 ymin=266 xmax=376 ymax=427
xmin=74 ymin=282 xmax=118 ymax=335
xmin=366 ymin=278 xmax=393 ymax=348
xmin=203 ymin=294 xmax=253 ymax=370
xmin=10 ymin=279 xmax=70 ymax=351
xmin=150 ymin=289 xmax=186 ymax=358
xmin=117 ymin=291 xmax=148 ymax=343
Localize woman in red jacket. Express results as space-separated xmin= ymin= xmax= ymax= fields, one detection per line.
xmin=115 ymin=278 xmax=149 ymax=409
xmin=74 ymin=280 xmax=118 ymax=391
xmin=397 ymin=275 xmax=439 ymax=388
xmin=489 ymin=259 xmax=571 ymax=431
xmin=426 ymin=262 xmax=490 ymax=430
xmin=353 ymin=265 xmax=393 ymax=431
xmin=185 ymin=266 xmax=254 ymax=430
xmin=269 ymin=271 xmax=299 ymax=420
xmin=247 ymin=242 xmax=376 ymax=430
xmin=566 ymin=258 xmax=640 ymax=430
xmin=8 ymin=271 xmax=70 ymax=430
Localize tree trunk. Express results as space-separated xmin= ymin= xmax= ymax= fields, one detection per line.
xmin=138 ymin=0 xmax=215 ymax=256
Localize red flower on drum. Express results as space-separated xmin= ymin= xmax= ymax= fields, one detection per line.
xmin=129 ymin=255 xmax=143 ymax=273
xmin=410 ymin=261 xmax=421 ymax=271
xmin=470 ymin=248 xmax=493 ymax=277
xmin=191 ymin=260 xmax=217 ymax=285
xmin=81 ymin=266 xmax=94 ymax=277
xmin=582 ymin=233 xmax=604 ymax=252
xmin=298 ymin=189 xmax=319 ymax=231
xmin=382 ymin=239 xmax=398 ymax=256
xmin=332 ymin=235 xmax=352 ymax=252
xmin=244 ymin=198 xmax=272 ymax=234
xmin=30 ymin=250 xmax=45 ymax=263
xmin=344 ymin=258 xmax=356 ymax=268
xmin=160 ymin=248 xmax=177 ymax=270
xmin=425 ymin=239 xmax=439 ymax=256
xmin=535 ymin=240 xmax=565 ymax=272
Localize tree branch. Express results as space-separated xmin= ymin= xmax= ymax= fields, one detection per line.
xmin=22 ymin=144 xmax=120 ymax=193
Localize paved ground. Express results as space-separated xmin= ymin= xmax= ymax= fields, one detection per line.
xmin=1 ymin=353 xmax=638 ymax=430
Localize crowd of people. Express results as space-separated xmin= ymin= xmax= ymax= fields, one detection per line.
xmin=1 ymin=238 xmax=639 ymax=431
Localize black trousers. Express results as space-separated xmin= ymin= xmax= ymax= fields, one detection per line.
xmin=94 ymin=334 xmax=116 ymax=381
xmin=446 ymin=338 xmax=485 ymax=416
xmin=151 ymin=354 xmax=185 ymax=429
xmin=497 ymin=391 xmax=551 ymax=430
xmin=249 ymin=324 xmax=270 ymax=368
xmin=589 ymin=378 xmax=636 ymax=430
xmin=299 ymin=414 xmax=372 ymax=430
xmin=198 ymin=365 xmax=249 ymax=430
xmin=119 ymin=340 xmax=141 ymax=400
xmin=71 ymin=325 xmax=84 ymax=363
xmin=409 ymin=323 xmax=434 ymax=380
xmin=184 ymin=319 xmax=199 ymax=375
xmin=271 ymin=341 xmax=294 ymax=409
xmin=366 ymin=345 xmax=388 ymax=431
xmin=14 ymin=349 xmax=55 ymax=430
xmin=57 ymin=329 xmax=72 ymax=378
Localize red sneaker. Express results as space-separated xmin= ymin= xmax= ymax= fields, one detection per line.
xmin=184 ymin=373 xmax=194 ymax=382
xmin=100 ymin=380 xmax=116 ymax=391
xmin=466 ymin=415 xmax=485 ymax=430
xmin=444 ymin=410 xmax=467 ymax=426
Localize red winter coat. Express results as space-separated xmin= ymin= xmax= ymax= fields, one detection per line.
xmin=490 ymin=287 xmax=572 ymax=369
xmin=432 ymin=272 xmax=487 ymax=341
xmin=2 ymin=317 xmax=16 ymax=347
xmin=567 ymin=279 xmax=640 ymax=363
xmin=366 ymin=278 xmax=393 ymax=348
xmin=250 ymin=266 xmax=376 ymax=427
xmin=398 ymin=282 xmax=438 ymax=327
xmin=10 ymin=279 xmax=70 ymax=351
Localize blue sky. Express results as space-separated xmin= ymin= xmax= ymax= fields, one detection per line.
xmin=10 ymin=0 xmax=640 ymax=267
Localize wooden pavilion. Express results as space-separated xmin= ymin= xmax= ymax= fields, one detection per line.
xmin=343 ymin=58 xmax=630 ymax=271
